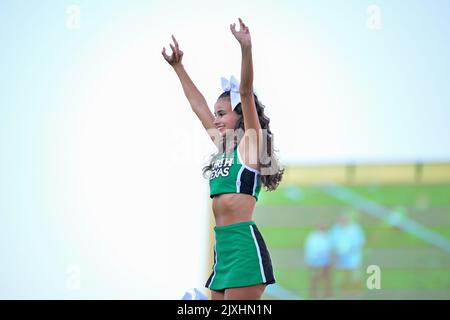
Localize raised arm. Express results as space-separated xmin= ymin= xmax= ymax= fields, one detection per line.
xmin=230 ymin=19 xmax=262 ymax=145
xmin=162 ymin=36 xmax=218 ymax=142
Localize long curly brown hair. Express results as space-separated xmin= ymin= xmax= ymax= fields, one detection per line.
xmin=202 ymin=91 xmax=284 ymax=191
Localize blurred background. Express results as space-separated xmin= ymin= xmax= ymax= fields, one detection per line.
xmin=257 ymin=163 xmax=450 ymax=299
xmin=0 ymin=0 xmax=449 ymax=299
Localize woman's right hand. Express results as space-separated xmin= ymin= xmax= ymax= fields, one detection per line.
xmin=162 ymin=35 xmax=183 ymax=67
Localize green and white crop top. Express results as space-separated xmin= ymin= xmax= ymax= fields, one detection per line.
xmin=209 ymin=145 xmax=261 ymax=201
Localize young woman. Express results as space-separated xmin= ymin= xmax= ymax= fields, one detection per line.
xmin=162 ymin=18 xmax=283 ymax=300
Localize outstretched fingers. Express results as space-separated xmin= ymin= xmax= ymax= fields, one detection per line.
xmin=230 ymin=22 xmax=237 ymax=34
xmin=238 ymin=17 xmax=249 ymax=32
xmin=172 ymin=35 xmax=179 ymax=50
xmin=161 ymin=47 xmax=170 ymax=61
xmin=169 ymin=43 xmax=179 ymax=61
xmin=231 ymin=18 xmax=249 ymax=35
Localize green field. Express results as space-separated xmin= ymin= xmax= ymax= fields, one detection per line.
xmin=256 ymin=184 xmax=450 ymax=299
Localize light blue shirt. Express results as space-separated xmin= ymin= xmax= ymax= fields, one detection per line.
xmin=329 ymin=222 xmax=365 ymax=269
xmin=304 ymin=230 xmax=332 ymax=267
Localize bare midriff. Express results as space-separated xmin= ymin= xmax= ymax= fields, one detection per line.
xmin=212 ymin=193 xmax=256 ymax=226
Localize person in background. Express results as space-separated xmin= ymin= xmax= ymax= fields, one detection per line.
xmin=329 ymin=212 xmax=366 ymax=299
xmin=304 ymin=222 xmax=333 ymax=299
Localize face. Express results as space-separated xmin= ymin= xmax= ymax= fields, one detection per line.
xmin=213 ymin=98 xmax=239 ymax=136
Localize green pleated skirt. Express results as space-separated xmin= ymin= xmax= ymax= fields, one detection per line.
xmin=205 ymin=221 xmax=275 ymax=291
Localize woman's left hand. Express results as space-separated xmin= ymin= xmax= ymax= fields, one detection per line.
xmin=230 ymin=18 xmax=251 ymax=47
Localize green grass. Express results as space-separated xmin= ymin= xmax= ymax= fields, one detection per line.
xmin=273 ymin=268 xmax=310 ymax=293
xmin=259 ymin=185 xmax=450 ymax=206
xmin=377 ymin=269 xmax=450 ymax=289
xmin=275 ymin=267 xmax=450 ymax=293
xmin=366 ymin=226 xmax=450 ymax=247
xmin=258 ymin=184 xmax=450 ymax=298
xmin=260 ymin=186 xmax=344 ymax=205
xmin=259 ymin=226 xmax=450 ymax=248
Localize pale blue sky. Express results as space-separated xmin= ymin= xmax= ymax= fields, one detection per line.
xmin=1 ymin=0 xmax=449 ymax=299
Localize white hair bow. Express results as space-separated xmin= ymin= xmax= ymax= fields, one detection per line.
xmin=221 ymin=75 xmax=241 ymax=109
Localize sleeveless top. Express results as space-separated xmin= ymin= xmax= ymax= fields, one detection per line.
xmin=209 ymin=145 xmax=261 ymax=201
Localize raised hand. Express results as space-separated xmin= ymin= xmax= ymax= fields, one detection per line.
xmin=230 ymin=18 xmax=251 ymax=47
xmin=162 ymin=35 xmax=184 ymax=67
